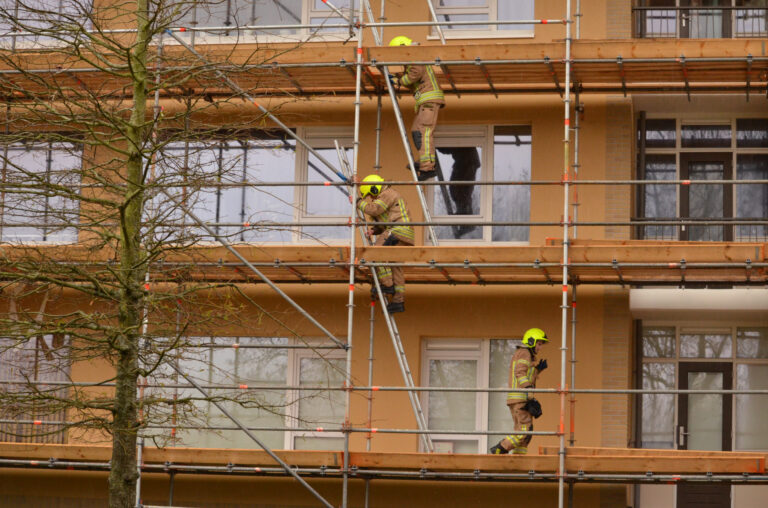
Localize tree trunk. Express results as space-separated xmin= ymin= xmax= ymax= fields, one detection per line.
xmin=108 ymin=0 xmax=150 ymax=505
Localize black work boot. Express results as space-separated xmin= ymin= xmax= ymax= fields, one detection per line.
xmin=371 ymin=285 xmax=395 ymax=299
xmin=417 ymin=170 xmax=437 ymax=181
xmin=386 ymin=301 xmax=405 ymax=314
xmin=489 ymin=443 xmax=509 ymax=455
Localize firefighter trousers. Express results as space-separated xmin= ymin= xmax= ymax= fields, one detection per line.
xmin=375 ymin=233 xmax=405 ymax=303
xmin=411 ymin=102 xmax=441 ymax=172
xmin=500 ymin=401 xmax=533 ymax=455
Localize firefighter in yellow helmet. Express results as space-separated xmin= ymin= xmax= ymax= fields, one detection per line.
xmin=490 ymin=328 xmax=549 ymax=455
xmin=389 ymin=36 xmax=446 ymax=182
xmin=358 ymin=174 xmax=414 ymax=314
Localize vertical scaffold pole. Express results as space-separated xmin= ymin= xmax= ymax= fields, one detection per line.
xmin=559 ymin=0 xmax=573 ymax=507
xmin=341 ymin=2 xmax=365 ymax=506
xmin=557 ymin=0 xmax=572 ymax=508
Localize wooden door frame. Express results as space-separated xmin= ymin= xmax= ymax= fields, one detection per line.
xmin=679 ymin=152 xmax=733 ymax=241
xmin=677 ymin=361 xmax=733 ymax=452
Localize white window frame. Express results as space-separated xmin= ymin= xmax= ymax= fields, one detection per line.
xmin=295 ymin=126 xmax=354 ymax=244
xmin=429 ymin=0 xmax=534 ymax=40
xmin=421 ymin=338 xmax=520 ymax=453
xmin=286 ymin=343 xmax=347 ymax=449
xmin=640 ymin=115 xmax=768 ymax=242
xmin=168 ymin=0 xmax=359 ymax=46
xmin=0 ymin=141 xmax=82 ymax=244
xmin=428 ymin=124 xmax=531 ymax=245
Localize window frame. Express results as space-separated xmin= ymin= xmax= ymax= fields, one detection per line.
xmin=169 ymin=0 xmax=359 ymax=46
xmin=0 ymin=140 xmax=82 ymax=244
xmin=429 ymin=0 xmax=535 ymax=40
xmin=420 ymin=337 xmax=519 ymax=453
xmin=636 ymin=115 xmax=768 ymax=242
xmin=428 ymin=124 xmax=532 ymax=244
xmin=637 ymin=322 xmax=768 ymax=452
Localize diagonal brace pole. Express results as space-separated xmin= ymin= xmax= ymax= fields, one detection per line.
xmin=170 ymin=364 xmax=335 ymax=508
xmin=160 ymin=189 xmax=348 ymax=350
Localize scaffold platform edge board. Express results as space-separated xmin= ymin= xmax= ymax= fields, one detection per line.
xmin=0 ymin=443 xmax=764 ymax=474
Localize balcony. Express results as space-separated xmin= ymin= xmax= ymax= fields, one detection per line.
xmin=633 ymin=4 xmax=768 ymax=38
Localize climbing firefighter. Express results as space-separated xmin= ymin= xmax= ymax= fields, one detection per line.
xmin=358 ymin=174 xmax=415 ymax=314
xmin=489 ymin=327 xmax=549 ymax=455
xmin=389 ymin=35 xmax=446 ymax=182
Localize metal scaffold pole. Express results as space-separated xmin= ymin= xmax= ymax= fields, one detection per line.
xmin=341 ymin=1 xmax=365 ymax=505
xmin=559 ymin=0 xmax=573 ymax=506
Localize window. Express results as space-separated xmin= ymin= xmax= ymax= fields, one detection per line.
xmin=155 ymin=132 xmax=297 ymax=243
xmin=430 ymin=125 xmax=531 ymax=243
xmin=638 ymin=325 xmax=768 ymax=451
xmin=175 ymin=0 xmax=358 ymax=41
xmin=149 ymin=337 xmax=345 ymax=450
xmin=298 ymin=128 xmax=353 ymax=242
xmin=636 ymin=117 xmax=768 ymax=241
xmin=0 ymin=141 xmax=81 ymax=243
xmin=0 ymin=0 xmax=92 ymax=47
xmin=432 ymin=0 xmax=534 ymax=37
xmin=0 ymin=334 xmax=70 ymax=444
xmin=152 ymin=128 xmax=353 ymax=244
xmin=634 ymin=1 xmax=768 ymax=38
xmin=421 ymin=338 xmax=522 ymax=453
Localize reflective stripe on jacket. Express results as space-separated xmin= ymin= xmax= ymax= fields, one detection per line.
xmin=507 ymin=347 xmax=537 ymax=402
xmin=358 ymin=186 xmax=415 ymax=245
xmin=399 ymin=64 xmax=446 ymax=111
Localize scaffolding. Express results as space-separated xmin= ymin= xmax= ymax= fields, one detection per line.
xmin=0 ymin=1 xmax=767 ymax=508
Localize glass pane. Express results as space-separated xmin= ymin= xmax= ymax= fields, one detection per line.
xmin=642 ymin=326 xmax=676 ymax=358
xmin=252 ymin=0 xmax=302 ymax=35
xmin=294 ymin=436 xmax=345 ymax=450
xmin=428 ymin=359 xmax=477 ymax=432
xmin=642 ymin=154 xmax=677 ymax=240
xmin=689 ymin=8 xmax=724 ymax=38
xmin=642 ymin=119 xmax=676 ymax=148
xmin=737 ymin=328 xmax=768 ymax=359
xmin=208 ymin=337 xmax=288 ymax=449
xmin=681 ymin=124 xmax=731 ymax=148
xmin=735 ymin=364 xmax=768 ymax=450
xmin=737 ymin=119 xmax=768 ymax=148
xmin=433 ymin=440 xmax=479 ymax=454
xmin=434 ymin=146 xmax=482 ymax=240
xmin=680 ymin=332 xmax=732 ymax=358
xmin=493 ymin=126 xmax=530 ymax=242
xmin=641 ymin=362 xmax=675 ymax=448
xmin=298 ymin=357 xmax=345 ymax=428
xmin=736 ymin=154 xmax=768 ymax=241
xmin=303 ymin=146 xmax=350 ymax=240
xmin=687 ymin=161 xmax=724 ymax=242
xmin=438 ymin=13 xmax=488 ymax=30
xmin=734 ymin=4 xmax=768 ymax=37
xmin=687 ymin=371 xmax=723 ymax=451
xmin=243 ymin=135 xmax=297 ymax=242
xmin=2 ymin=143 xmax=81 ymax=243
xmin=488 ymin=339 xmax=519 ymax=445
xmin=498 ymin=0 xmax=534 ymax=31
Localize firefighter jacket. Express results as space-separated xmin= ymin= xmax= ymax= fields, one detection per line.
xmin=358 ymin=186 xmax=415 ymax=245
xmin=507 ymin=347 xmax=538 ymax=402
xmin=398 ymin=64 xmax=446 ymax=111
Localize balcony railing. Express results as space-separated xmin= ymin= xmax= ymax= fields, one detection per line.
xmin=633 ymin=6 xmax=768 ymax=38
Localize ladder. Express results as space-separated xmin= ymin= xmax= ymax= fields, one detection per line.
xmin=336 ymin=145 xmax=435 ymax=453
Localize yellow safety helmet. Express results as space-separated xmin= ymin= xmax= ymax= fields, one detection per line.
xmin=360 ymin=174 xmax=385 ymax=197
xmin=521 ymin=328 xmax=548 ymax=348
xmin=389 ymin=35 xmax=413 ymax=47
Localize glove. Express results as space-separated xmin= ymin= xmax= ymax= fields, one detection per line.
xmin=382 ymin=235 xmax=399 ymax=246
xmin=523 ymin=398 xmax=543 ymax=419
xmin=388 ymin=74 xmax=398 ymax=88
xmin=535 ymin=359 xmax=548 ymax=372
